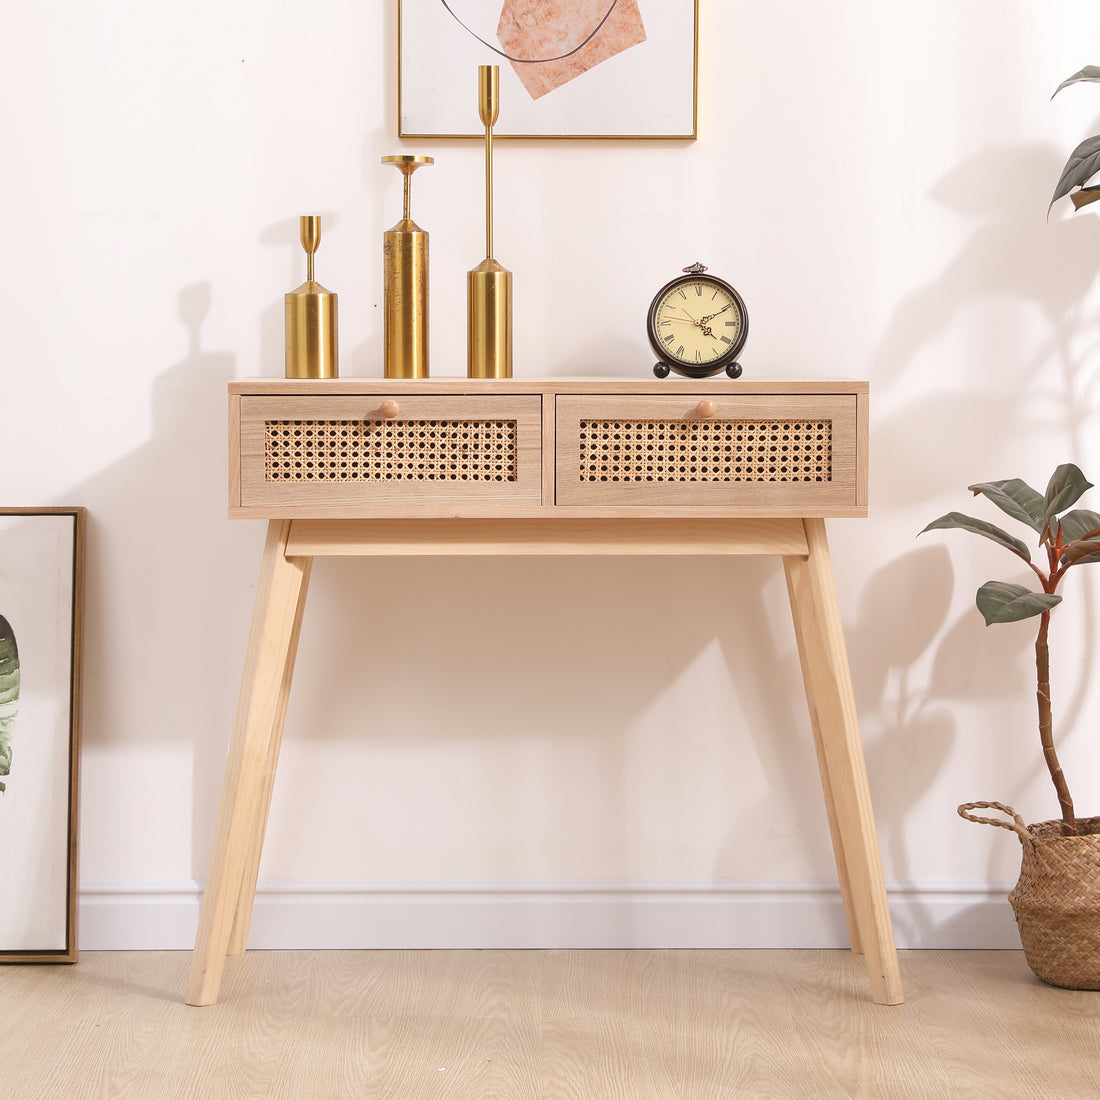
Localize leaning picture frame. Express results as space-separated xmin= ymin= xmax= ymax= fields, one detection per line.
xmin=398 ymin=0 xmax=698 ymax=139
xmin=0 ymin=508 xmax=85 ymax=963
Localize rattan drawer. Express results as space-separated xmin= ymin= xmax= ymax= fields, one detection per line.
xmin=235 ymin=394 xmax=543 ymax=514
xmin=554 ymin=394 xmax=860 ymax=510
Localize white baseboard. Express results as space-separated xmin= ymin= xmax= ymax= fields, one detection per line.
xmin=77 ymin=880 xmax=1021 ymax=952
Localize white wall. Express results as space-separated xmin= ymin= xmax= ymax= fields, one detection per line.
xmin=6 ymin=1 xmax=1100 ymax=951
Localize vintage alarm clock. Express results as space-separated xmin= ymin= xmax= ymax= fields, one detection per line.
xmin=647 ymin=262 xmax=748 ymax=378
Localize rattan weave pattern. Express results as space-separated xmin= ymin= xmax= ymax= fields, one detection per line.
xmin=1011 ymin=815 xmax=1100 ymax=990
xmin=264 ymin=419 xmax=519 ymax=483
xmin=959 ymin=802 xmax=1100 ymax=989
xmin=577 ymin=418 xmax=832 ymax=483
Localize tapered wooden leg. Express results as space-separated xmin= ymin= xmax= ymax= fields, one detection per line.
xmin=783 ymin=556 xmax=863 ymax=957
xmin=227 ymin=540 xmax=312 ymax=957
xmin=783 ymin=519 xmax=903 ymax=1005
xmin=186 ymin=521 xmax=312 ymax=1006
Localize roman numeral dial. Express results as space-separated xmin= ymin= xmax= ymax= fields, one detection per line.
xmin=646 ymin=266 xmax=748 ymax=379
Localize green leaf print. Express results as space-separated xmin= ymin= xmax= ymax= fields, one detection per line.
xmin=0 ymin=614 xmax=19 ymax=793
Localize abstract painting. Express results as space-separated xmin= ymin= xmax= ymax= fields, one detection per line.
xmin=0 ymin=509 xmax=85 ymax=962
xmin=399 ymin=0 xmax=697 ymax=138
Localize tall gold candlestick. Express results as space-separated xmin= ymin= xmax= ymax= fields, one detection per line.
xmin=285 ymin=215 xmax=338 ymax=379
xmin=481 ymin=64 xmax=497 ymax=260
xmin=467 ymin=65 xmax=512 ymax=379
xmin=382 ymin=154 xmax=433 ymax=379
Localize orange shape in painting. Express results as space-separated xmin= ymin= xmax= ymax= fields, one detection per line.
xmin=497 ymin=0 xmax=647 ymax=101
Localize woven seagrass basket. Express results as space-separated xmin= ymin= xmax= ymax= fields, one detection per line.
xmin=959 ymin=801 xmax=1100 ymax=989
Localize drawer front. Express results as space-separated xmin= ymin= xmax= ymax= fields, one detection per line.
xmin=555 ymin=394 xmax=860 ymax=510
xmin=237 ymin=394 xmax=542 ymax=512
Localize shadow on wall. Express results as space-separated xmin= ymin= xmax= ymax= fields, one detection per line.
xmin=845 ymin=545 xmax=959 ymax=943
xmin=260 ymin=550 xmax=809 ymax=888
xmin=872 ymin=144 xmax=1100 ymax=510
xmin=70 ymin=283 xmax=253 ymax=876
xmin=841 ymin=540 xmax=1053 ymax=942
xmin=710 ymin=565 xmax=846 ymax=883
xmin=851 ymin=534 xmax=1093 ymax=933
xmin=855 ymin=142 xmax=1100 ymax=938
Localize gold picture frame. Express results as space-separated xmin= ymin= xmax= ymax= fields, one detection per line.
xmin=0 ymin=508 xmax=85 ymax=964
xmin=398 ymin=0 xmax=698 ymax=140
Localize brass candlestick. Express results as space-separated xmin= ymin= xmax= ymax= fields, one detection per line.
xmin=382 ymin=155 xmax=434 ymax=378
xmin=285 ymin=215 xmax=338 ymax=378
xmin=467 ymin=65 xmax=512 ymax=379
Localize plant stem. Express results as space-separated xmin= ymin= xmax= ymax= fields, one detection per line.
xmin=1035 ymin=607 xmax=1076 ymax=835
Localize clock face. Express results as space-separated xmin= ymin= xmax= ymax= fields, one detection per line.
xmin=647 ymin=275 xmax=748 ymax=374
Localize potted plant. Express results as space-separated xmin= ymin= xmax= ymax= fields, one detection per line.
xmin=1051 ymin=66 xmax=1100 ymax=212
xmin=920 ymin=465 xmax=1100 ymax=987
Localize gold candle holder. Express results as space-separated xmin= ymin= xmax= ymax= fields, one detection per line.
xmin=468 ymin=65 xmax=512 ymax=379
xmin=382 ymin=155 xmax=434 ymax=379
xmin=285 ymin=215 xmax=338 ymax=379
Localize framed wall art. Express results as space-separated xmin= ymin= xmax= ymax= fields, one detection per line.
xmin=0 ymin=508 xmax=85 ymax=963
xmin=398 ymin=0 xmax=698 ymax=139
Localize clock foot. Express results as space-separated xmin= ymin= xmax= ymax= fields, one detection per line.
xmin=653 ymin=362 xmax=671 ymax=379
xmin=726 ymin=362 xmax=743 ymax=379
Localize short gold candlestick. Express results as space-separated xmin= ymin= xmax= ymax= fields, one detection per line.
xmin=382 ymin=155 xmax=434 ymax=379
xmin=285 ymin=215 xmax=338 ymax=379
xmin=468 ymin=65 xmax=512 ymax=379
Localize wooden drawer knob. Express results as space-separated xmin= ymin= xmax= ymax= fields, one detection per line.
xmin=696 ymin=400 xmax=717 ymax=418
xmin=379 ymin=400 xmax=401 ymax=419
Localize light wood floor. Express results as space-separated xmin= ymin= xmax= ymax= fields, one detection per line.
xmin=2 ymin=949 xmax=1099 ymax=1098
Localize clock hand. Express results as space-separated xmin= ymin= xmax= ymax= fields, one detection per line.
xmin=665 ymin=312 xmax=718 ymax=340
xmin=669 ymin=311 xmax=717 ymax=338
xmin=700 ymin=303 xmax=733 ymax=324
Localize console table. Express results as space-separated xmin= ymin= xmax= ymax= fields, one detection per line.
xmin=186 ymin=378 xmax=903 ymax=1007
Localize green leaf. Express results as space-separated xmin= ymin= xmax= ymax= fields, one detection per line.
xmin=1059 ymin=509 xmax=1100 ymax=566
xmin=1052 ymin=66 xmax=1100 ymax=97
xmin=1062 ymin=539 xmax=1100 ymax=567
xmin=1050 ymin=135 xmax=1100 ymax=209
xmin=1044 ymin=463 xmax=1094 ymax=527
xmin=919 ymin=512 xmax=1032 ymax=562
xmin=967 ymin=479 xmax=1045 ymax=533
xmin=1058 ymin=509 xmax=1100 ymax=542
xmin=975 ymin=581 xmax=1062 ymax=625
xmin=0 ymin=615 xmax=19 ymax=794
